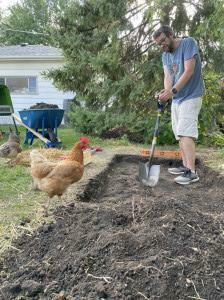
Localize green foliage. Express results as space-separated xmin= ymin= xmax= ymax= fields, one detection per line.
xmin=0 ymin=0 xmax=66 ymax=45
xmin=205 ymin=133 xmax=224 ymax=147
xmin=68 ymin=106 xmax=136 ymax=136
xmin=68 ymin=106 xmax=176 ymax=145
xmin=157 ymin=111 xmax=176 ymax=145
xmin=190 ymin=0 xmax=224 ymax=72
xmin=68 ymin=107 xmax=104 ymax=135
xmin=46 ymin=0 xmax=165 ymax=112
xmin=198 ymin=71 xmax=224 ymax=144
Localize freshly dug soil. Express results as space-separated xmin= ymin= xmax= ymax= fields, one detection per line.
xmin=0 ymin=156 xmax=224 ymax=300
xmin=29 ymin=103 xmax=59 ymax=109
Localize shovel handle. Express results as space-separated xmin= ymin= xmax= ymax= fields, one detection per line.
xmin=157 ymin=101 xmax=167 ymax=111
xmin=148 ymin=102 xmax=165 ymax=166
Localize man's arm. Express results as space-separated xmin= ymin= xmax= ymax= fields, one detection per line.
xmin=159 ymin=57 xmax=196 ymax=101
xmin=174 ymin=57 xmax=196 ymax=91
xmin=156 ymin=66 xmax=172 ymax=100
xmin=164 ymin=65 xmax=172 ymax=90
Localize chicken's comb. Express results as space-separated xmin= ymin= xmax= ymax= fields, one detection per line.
xmin=79 ymin=137 xmax=89 ymax=144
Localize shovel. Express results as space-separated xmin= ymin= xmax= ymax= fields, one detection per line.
xmin=139 ymin=101 xmax=167 ymax=187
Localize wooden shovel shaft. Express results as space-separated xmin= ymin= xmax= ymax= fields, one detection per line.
xmin=148 ymin=109 xmax=162 ymax=167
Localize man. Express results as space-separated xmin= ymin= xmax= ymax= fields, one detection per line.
xmin=153 ymin=25 xmax=204 ymax=185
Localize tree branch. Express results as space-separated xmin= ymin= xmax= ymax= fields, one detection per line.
xmin=126 ymin=2 xmax=147 ymax=15
xmin=119 ymin=20 xmax=148 ymax=41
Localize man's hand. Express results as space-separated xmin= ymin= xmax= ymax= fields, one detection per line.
xmin=158 ymin=89 xmax=173 ymax=101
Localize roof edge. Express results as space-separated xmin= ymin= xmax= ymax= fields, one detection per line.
xmin=0 ymin=56 xmax=64 ymax=61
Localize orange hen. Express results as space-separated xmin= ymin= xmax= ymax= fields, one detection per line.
xmin=30 ymin=138 xmax=89 ymax=202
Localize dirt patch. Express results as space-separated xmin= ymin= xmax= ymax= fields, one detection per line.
xmin=0 ymin=155 xmax=224 ymax=300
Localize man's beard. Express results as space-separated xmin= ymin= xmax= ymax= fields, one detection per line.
xmin=167 ymin=40 xmax=175 ymax=52
xmin=162 ymin=40 xmax=175 ymax=53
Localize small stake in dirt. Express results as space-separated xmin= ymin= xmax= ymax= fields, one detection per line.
xmin=139 ymin=97 xmax=167 ymax=187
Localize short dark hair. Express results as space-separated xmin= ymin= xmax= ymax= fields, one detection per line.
xmin=153 ymin=25 xmax=174 ymax=39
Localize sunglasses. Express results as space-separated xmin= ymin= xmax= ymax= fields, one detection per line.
xmin=157 ymin=35 xmax=167 ymax=46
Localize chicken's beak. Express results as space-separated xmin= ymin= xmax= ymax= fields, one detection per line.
xmin=79 ymin=137 xmax=90 ymax=150
xmin=81 ymin=143 xmax=89 ymax=150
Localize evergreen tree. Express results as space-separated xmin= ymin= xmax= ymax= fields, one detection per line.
xmin=47 ymin=0 xmax=163 ymax=112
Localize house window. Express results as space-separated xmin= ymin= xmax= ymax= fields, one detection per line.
xmin=0 ymin=77 xmax=37 ymax=94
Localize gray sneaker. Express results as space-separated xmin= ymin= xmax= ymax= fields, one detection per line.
xmin=168 ymin=165 xmax=188 ymax=175
xmin=175 ymin=169 xmax=199 ymax=185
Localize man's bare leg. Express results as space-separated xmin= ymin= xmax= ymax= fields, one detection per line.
xmin=179 ymin=140 xmax=187 ymax=167
xmin=179 ymin=136 xmax=196 ymax=172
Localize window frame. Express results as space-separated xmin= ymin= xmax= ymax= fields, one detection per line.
xmin=0 ymin=76 xmax=38 ymax=95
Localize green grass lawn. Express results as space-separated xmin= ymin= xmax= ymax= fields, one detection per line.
xmin=0 ymin=158 xmax=48 ymax=255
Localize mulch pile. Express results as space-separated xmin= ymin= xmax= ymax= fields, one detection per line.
xmin=29 ymin=103 xmax=59 ymax=109
xmin=0 ymin=156 xmax=223 ymax=300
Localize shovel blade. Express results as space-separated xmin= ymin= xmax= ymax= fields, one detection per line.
xmin=139 ymin=162 xmax=160 ymax=187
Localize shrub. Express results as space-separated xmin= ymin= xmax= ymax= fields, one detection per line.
xmin=198 ymin=71 xmax=224 ymax=145
xmin=68 ymin=106 xmax=176 ymax=145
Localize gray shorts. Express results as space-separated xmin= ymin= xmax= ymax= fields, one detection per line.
xmin=171 ymin=97 xmax=202 ymax=140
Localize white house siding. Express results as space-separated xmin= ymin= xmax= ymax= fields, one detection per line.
xmin=0 ymin=59 xmax=74 ymax=124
